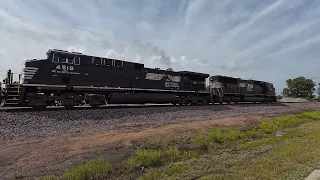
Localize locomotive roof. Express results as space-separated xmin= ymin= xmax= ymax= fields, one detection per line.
xmin=45 ymin=49 xmax=272 ymax=85
xmin=178 ymin=71 xmax=209 ymax=78
xmin=47 ymin=49 xmax=84 ymax=56
xmin=210 ymin=75 xmax=273 ymax=85
xmin=47 ymin=49 xmax=209 ymax=77
xmin=47 ymin=49 xmax=144 ymax=65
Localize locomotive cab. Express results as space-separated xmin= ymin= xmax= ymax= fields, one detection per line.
xmin=22 ymin=49 xmax=82 ymax=86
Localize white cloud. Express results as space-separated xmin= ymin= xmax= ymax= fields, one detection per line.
xmin=0 ymin=48 xmax=5 ymax=55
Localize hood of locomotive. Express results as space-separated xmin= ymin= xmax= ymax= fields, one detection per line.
xmin=266 ymin=82 xmax=276 ymax=95
xmin=22 ymin=59 xmax=60 ymax=85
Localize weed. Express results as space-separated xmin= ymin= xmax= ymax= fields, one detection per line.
xmin=259 ymin=115 xmax=306 ymax=134
xmin=239 ymin=136 xmax=285 ymax=151
xmin=192 ymin=128 xmax=244 ymax=150
xmin=124 ymin=147 xmax=197 ymax=168
xmin=207 ymin=128 xmax=242 ymax=144
xmin=146 ymin=134 xmax=191 ymax=150
xmin=299 ymin=111 xmax=320 ymax=120
xmin=146 ymin=136 xmax=166 ymax=149
xmin=242 ymin=129 xmax=267 ymax=139
xmin=12 ymin=169 xmax=25 ymax=179
xmin=61 ymin=156 xmax=110 ymax=180
xmin=168 ymin=134 xmax=189 ymax=145
xmin=193 ymin=134 xmax=209 ymax=149
xmin=139 ymin=162 xmax=185 ymax=180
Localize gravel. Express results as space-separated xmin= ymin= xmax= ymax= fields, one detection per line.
xmin=1 ymin=102 xmax=320 ymax=141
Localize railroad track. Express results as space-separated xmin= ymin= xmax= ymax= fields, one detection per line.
xmin=0 ymin=102 xmax=285 ymax=112
xmin=1 ymin=102 xmax=319 ymax=142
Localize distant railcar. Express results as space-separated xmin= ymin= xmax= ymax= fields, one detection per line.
xmin=0 ymin=49 xmax=276 ymax=108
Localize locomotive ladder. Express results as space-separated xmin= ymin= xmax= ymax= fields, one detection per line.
xmin=1 ymin=70 xmax=22 ymax=107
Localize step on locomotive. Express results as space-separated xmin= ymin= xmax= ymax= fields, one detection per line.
xmin=0 ymin=49 xmax=277 ymax=108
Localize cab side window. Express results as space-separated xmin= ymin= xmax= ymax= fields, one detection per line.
xmin=104 ymin=58 xmax=112 ymax=66
xmin=59 ymin=57 xmax=67 ymax=63
xmin=92 ymin=57 xmax=102 ymax=65
xmin=52 ymin=53 xmax=59 ymax=63
xmin=67 ymin=57 xmax=74 ymax=64
xmin=74 ymin=57 xmax=80 ymax=65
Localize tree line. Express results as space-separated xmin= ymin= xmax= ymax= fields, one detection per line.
xmin=280 ymin=76 xmax=320 ymax=101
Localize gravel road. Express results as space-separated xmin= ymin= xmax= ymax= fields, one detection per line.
xmin=1 ymin=102 xmax=320 ymax=141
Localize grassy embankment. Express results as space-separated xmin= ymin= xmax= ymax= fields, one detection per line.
xmin=43 ymin=110 xmax=320 ymax=180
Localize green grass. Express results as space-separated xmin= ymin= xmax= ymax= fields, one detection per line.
xmin=192 ymin=127 xmax=267 ymax=150
xmin=61 ymin=156 xmax=110 ymax=180
xmin=138 ymin=110 xmax=320 ymax=180
xmin=52 ymin=110 xmax=320 ymax=180
xmin=124 ymin=147 xmax=198 ymax=168
xmin=230 ymin=121 xmax=320 ymax=180
xmin=258 ymin=111 xmax=320 ymax=134
xmin=138 ymin=162 xmax=185 ymax=180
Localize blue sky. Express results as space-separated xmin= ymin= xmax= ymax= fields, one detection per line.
xmin=1 ymin=0 xmax=320 ymax=94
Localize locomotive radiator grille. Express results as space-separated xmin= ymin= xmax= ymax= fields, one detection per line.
xmin=23 ymin=67 xmax=38 ymax=80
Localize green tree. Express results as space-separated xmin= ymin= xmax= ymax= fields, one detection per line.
xmin=282 ymin=76 xmax=315 ymax=98
xmin=276 ymin=95 xmax=283 ymax=100
xmin=317 ymin=83 xmax=320 ymax=97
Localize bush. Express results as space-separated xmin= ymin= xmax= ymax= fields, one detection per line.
xmin=62 ymin=156 xmax=110 ymax=180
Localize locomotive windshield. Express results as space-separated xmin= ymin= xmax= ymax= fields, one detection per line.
xmin=49 ymin=50 xmax=81 ymax=65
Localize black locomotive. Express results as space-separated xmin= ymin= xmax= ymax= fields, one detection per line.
xmin=0 ymin=49 xmax=276 ymax=108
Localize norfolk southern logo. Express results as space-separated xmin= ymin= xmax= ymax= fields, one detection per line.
xmin=145 ymin=73 xmax=181 ymax=82
xmin=145 ymin=73 xmax=181 ymax=88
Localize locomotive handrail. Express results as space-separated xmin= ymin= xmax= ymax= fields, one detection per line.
xmin=4 ymin=70 xmax=22 ymax=94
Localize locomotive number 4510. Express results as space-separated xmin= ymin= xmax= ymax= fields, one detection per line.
xmin=55 ymin=65 xmax=74 ymax=71
xmin=52 ymin=65 xmax=80 ymax=75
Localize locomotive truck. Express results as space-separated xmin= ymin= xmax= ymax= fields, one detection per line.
xmin=0 ymin=49 xmax=276 ymax=108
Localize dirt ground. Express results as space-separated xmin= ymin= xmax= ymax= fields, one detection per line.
xmin=0 ymin=111 xmax=303 ymax=179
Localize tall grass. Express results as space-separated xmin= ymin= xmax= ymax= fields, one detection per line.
xmin=299 ymin=111 xmax=320 ymax=120
xmin=259 ymin=111 xmax=320 ymax=134
xmin=61 ymin=156 xmax=110 ymax=180
xmin=124 ymin=147 xmax=197 ymax=168
xmin=192 ymin=111 xmax=320 ymax=150
xmin=192 ymin=128 xmax=264 ymax=150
